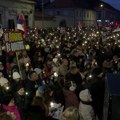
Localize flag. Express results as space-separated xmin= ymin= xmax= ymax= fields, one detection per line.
xmin=17 ymin=15 xmax=26 ymax=35
xmin=78 ymin=21 xmax=83 ymax=30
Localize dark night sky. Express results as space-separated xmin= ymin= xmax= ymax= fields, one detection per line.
xmin=102 ymin=0 xmax=120 ymax=10
xmin=36 ymin=0 xmax=120 ymax=11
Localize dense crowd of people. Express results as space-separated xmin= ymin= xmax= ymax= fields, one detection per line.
xmin=0 ymin=26 xmax=120 ymax=120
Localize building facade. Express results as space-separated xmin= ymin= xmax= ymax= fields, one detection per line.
xmin=44 ymin=8 xmax=96 ymax=27
xmin=0 ymin=0 xmax=35 ymax=28
xmin=41 ymin=0 xmax=97 ymax=27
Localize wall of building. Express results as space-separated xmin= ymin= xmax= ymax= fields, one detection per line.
xmin=35 ymin=19 xmax=56 ymax=28
xmin=75 ymin=8 xmax=96 ymax=26
xmin=55 ymin=15 xmax=74 ymax=27
xmin=35 ymin=15 xmax=74 ymax=28
xmin=44 ymin=7 xmax=97 ymax=26
xmin=45 ymin=8 xmax=74 ymax=17
xmin=0 ymin=0 xmax=35 ymax=28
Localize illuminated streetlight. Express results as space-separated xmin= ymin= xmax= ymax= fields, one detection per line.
xmin=100 ymin=4 xmax=104 ymax=8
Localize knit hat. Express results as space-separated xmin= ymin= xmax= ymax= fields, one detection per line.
xmin=79 ymin=89 xmax=92 ymax=102
xmin=0 ymin=77 xmax=8 ymax=86
xmin=12 ymin=72 xmax=21 ymax=80
xmin=34 ymin=68 xmax=41 ymax=75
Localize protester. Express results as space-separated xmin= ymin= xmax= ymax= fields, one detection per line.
xmin=63 ymin=80 xmax=79 ymax=109
xmin=25 ymin=71 xmax=42 ymax=107
xmin=79 ymin=89 xmax=95 ymax=120
xmin=0 ymin=26 xmax=120 ymax=120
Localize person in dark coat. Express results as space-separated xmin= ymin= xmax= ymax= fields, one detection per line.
xmin=14 ymin=83 xmax=26 ymax=120
xmin=0 ymin=61 xmax=8 ymax=79
xmin=89 ymin=67 xmax=105 ymax=120
xmin=65 ymin=65 xmax=83 ymax=98
xmin=25 ymin=71 xmax=42 ymax=108
xmin=0 ymin=77 xmax=14 ymax=105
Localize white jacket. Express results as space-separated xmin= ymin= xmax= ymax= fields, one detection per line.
xmin=79 ymin=89 xmax=95 ymax=120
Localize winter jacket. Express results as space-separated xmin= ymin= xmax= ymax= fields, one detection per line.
xmin=14 ymin=93 xmax=26 ymax=120
xmin=79 ymin=89 xmax=95 ymax=120
xmin=63 ymin=88 xmax=79 ymax=109
xmin=3 ymin=104 xmax=21 ymax=120
xmin=25 ymin=79 xmax=42 ymax=107
xmin=79 ymin=102 xmax=95 ymax=120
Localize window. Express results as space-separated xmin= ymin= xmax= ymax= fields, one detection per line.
xmin=8 ymin=19 xmax=15 ymax=29
xmin=57 ymin=11 xmax=60 ymax=15
xmin=48 ymin=11 xmax=53 ymax=16
xmin=64 ymin=11 xmax=70 ymax=16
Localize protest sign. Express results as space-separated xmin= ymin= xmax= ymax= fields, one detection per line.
xmin=4 ymin=32 xmax=25 ymax=53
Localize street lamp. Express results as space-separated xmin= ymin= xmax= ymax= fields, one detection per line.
xmin=100 ymin=4 xmax=104 ymax=8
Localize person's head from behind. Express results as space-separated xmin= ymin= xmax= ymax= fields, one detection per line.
xmin=32 ymin=96 xmax=44 ymax=106
xmin=70 ymin=66 xmax=78 ymax=75
xmin=60 ymin=106 xmax=79 ymax=120
xmin=62 ymin=58 xmax=68 ymax=66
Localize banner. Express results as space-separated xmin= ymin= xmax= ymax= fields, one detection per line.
xmin=4 ymin=32 xmax=25 ymax=53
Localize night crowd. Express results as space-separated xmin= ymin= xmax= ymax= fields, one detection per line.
xmin=0 ymin=26 xmax=120 ymax=120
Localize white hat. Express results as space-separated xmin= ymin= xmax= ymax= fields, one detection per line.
xmin=53 ymin=58 xmax=58 ymax=64
xmin=34 ymin=68 xmax=41 ymax=75
xmin=12 ymin=72 xmax=21 ymax=80
xmin=0 ymin=77 xmax=8 ymax=86
xmin=79 ymin=89 xmax=92 ymax=102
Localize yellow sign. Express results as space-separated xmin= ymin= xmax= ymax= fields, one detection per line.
xmin=9 ymin=32 xmax=23 ymax=42
xmin=4 ymin=32 xmax=25 ymax=52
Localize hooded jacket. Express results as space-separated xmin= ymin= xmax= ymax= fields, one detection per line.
xmin=79 ymin=89 xmax=95 ymax=120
